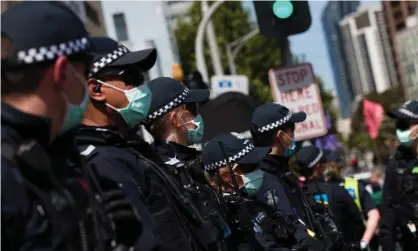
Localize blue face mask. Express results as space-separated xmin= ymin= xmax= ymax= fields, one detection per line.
xmin=397 ymin=128 xmax=414 ymax=146
xmin=59 ymin=65 xmax=89 ymax=135
xmin=285 ymin=139 xmax=296 ymax=157
xmin=99 ymin=80 xmax=152 ymax=128
xmin=281 ymin=131 xmax=296 ymax=157
xmin=181 ymin=114 xmax=204 ymax=145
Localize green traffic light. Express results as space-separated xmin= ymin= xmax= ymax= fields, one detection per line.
xmin=273 ymin=0 xmax=294 ymax=19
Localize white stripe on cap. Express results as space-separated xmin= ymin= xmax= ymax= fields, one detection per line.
xmin=399 ymin=108 xmax=418 ymax=119
xmin=308 ymin=150 xmax=323 ymax=168
xmin=89 ymin=45 xmax=129 ymax=77
xmin=258 ymin=113 xmax=293 ymax=133
xmin=144 ymin=88 xmax=190 ymax=124
xmin=204 ymin=143 xmax=255 ymax=172
xmin=17 ymin=37 xmax=89 ymax=64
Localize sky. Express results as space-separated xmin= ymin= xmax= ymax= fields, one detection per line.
xmin=243 ymin=0 xmax=379 ymax=91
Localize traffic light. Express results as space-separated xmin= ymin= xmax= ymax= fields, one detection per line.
xmin=253 ymin=0 xmax=312 ymax=39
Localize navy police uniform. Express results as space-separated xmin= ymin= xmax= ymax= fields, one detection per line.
xmin=141 ymin=78 xmax=222 ymax=251
xmin=76 ymin=38 xmax=201 ymax=251
xmin=380 ymin=100 xmax=418 ymax=251
xmin=296 ymin=146 xmax=365 ymax=250
xmin=203 ymin=133 xmax=324 ymax=251
xmin=1 ymin=2 xmax=108 ymax=250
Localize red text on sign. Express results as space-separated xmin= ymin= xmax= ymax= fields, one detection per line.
xmin=277 ymin=68 xmax=308 ymax=86
xmin=295 ymin=119 xmax=322 ymax=134
xmin=280 ymin=86 xmax=312 ymax=104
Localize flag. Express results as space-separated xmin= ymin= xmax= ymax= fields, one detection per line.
xmin=363 ymin=99 xmax=384 ymax=139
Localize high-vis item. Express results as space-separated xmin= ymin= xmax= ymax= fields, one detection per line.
xmin=344 ymin=177 xmax=362 ymax=212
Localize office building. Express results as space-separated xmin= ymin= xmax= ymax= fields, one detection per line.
xmin=397 ymin=25 xmax=418 ymax=100
xmin=1 ymin=1 xmax=107 ymax=36
xmin=339 ymin=5 xmax=395 ymax=96
xmin=382 ymin=1 xmax=418 ymax=92
xmin=321 ymin=1 xmax=360 ymax=119
xmin=101 ymin=1 xmax=189 ymax=80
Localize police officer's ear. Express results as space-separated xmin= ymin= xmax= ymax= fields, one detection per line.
xmin=87 ymin=79 xmax=105 ymax=102
xmin=52 ymin=56 xmax=69 ymax=88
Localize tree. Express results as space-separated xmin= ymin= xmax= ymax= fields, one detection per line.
xmin=174 ymin=1 xmax=284 ymax=102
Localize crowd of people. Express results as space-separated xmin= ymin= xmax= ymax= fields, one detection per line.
xmin=2 ymin=2 xmax=418 ymax=251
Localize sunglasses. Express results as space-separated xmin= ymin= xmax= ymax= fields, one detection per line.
xmin=97 ymin=65 xmax=145 ymax=87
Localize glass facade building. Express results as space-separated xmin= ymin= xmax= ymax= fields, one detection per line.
xmin=321 ymin=1 xmax=360 ymax=118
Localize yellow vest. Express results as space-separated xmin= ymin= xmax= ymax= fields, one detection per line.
xmin=344 ymin=177 xmax=362 ymax=212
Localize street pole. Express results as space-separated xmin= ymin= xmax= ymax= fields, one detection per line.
xmin=279 ymin=37 xmax=292 ymax=67
xmin=201 ymin=0 xmax=224 ymax=77
xmin=195 ymin=0 xmax=225 ymax=84
xmin=226 ymin=45 xmax=236 ymax=74
xmin=226 ymin=28 xmax=260 ymax=75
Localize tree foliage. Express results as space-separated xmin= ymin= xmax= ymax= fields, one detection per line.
xmin=174 ymin=1 xmax=284 ymax=102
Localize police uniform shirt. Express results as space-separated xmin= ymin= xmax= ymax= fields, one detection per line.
xmin=76 ymin=125 xmax=194 ymax=251
xmin=259 ymin=155 xmax=310 ymax=226
xmin=251 ymin=171 xmax=312 ymax=245
xmin=305 ymin=178 xmax=365 ymax=244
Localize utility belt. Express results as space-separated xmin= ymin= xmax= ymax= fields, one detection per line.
xmin=1 ymin=139 xmax=115 ymax=251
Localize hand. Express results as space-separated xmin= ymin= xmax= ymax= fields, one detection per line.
xmin=360 ymin=240 xmax=369 ymax=250
xmin=101 ymin=189 xmax=142 ymax=246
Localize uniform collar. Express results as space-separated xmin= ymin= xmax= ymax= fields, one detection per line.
xmin=153 ymin=140 xmax=200 ymax=162
xmin=259 ymin=154 xmax=289 ymax=175
xmin=1 ymin=101 xmax=52 ymax=146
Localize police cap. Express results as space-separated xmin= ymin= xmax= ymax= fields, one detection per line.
xmin=142 ymin=77 xmax=210 ymax=124
xmin=88 ymin=37 xmax=157 ymax=78
xmin=295 ymin=145 xmax=324 ymax=170
xmin=387 ymin=100 xmax=418 ymax=122
xmin=251 ymin=103 xmax=306 ymax=134
xmin=2 ymin=1 xmax=92 ymax=67
xmin=202 ymin=132 xmax=270 ymax=173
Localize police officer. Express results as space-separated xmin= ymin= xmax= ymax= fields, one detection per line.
xmin=75 ymin=37 xmax=165 ymax=250
xmin=203 ymin=132 xmax=325 ymax=251
xmin=325 ymin=152 xmax=380 ymax=251
xmin=1 ymin=2 xmax=111 ymax=250
xmin=250 ymin=104 xmax=324 ymax=238
xmin=380 ymin=100 xmax=418 ymax=251
xmin=296 ymin=146 xmax=366 ymax=250
xmin=144 ymin=75 xmax=209 ymax=187
xmin=141 ymin=77 xmax=223 ymax=251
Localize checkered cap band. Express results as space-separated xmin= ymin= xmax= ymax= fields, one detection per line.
xmin=308 ymin=150 xmax=323 ymax=168
xmin=258 ymin=113 xmax=293 ymax=133
xmin=17 ymin=37 xmax=90 ymax=65
xmin=88 ymin=45 xmax=129 ymax=77
xmin=399 ymin=108 xmax=418 ymax=119
xmin=204 ymin=143 xmax=255 ymax=172
xmin=144 ymin=88 xmax=190 ymax=124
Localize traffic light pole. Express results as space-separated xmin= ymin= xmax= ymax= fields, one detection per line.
xmin=279 ymin=37 xmax=292 ymax=66
xmin=226 ymin=28 xmax=260 ymax=75
xmin=195 ymin=0 xmax=225 ymax=84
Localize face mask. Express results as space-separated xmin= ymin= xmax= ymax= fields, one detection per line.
xmin=180 ymin=114 xmax=204 ymax=145
xmin=396 ymin=126 xmax=418 ymax=146
xmin=280 ymin=131 xmax=296 ymax=157
xmin=59 ymin=65 xmax=89 ymax=135
xmin=98 ymin=80 xmax=152 ymax=128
